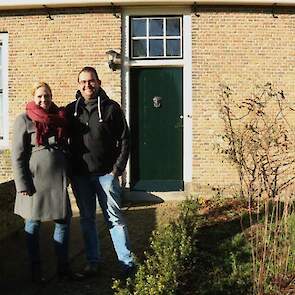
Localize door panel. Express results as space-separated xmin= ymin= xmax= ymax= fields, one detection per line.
xmin=130 ymin=67 xmax=183 ymax=191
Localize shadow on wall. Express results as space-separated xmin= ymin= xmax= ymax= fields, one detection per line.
xmin=0 ymin=180 xmax=23 ymax=241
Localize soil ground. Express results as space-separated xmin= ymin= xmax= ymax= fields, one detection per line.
xmin=0 ymin=200 xmax=180 ymax=295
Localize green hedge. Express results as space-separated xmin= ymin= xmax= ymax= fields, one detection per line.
xmin=113 ymin=198 xmax=201 ymax=295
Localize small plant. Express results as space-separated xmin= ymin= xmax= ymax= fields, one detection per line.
xmin=113 ymin=197 xmax=201 ymax=295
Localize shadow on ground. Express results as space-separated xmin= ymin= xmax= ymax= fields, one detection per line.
xmin=0 ymin=202 xmax=160 ymax=295
xmin=188 ymin=205 xmax=253 ymax=295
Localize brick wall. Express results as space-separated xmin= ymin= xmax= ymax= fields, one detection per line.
xmin=192 ymin=6 xmax=295 ymax=194
xmin=0 ymin=6 xmax=121 ymax=182
xmin=2 ymin=5 xmax=295 ymax=196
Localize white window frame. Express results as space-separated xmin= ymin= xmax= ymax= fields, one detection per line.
xmin=130 ymin=16 xmax=183 ymax=59
xmin=0 ymin=33 xmax=9 ymax=149
xmin=122 ymin=7 xmax=192 ymax=189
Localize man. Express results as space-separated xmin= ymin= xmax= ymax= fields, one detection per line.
xmin=66 ymin=66 xmax=134 ymax=278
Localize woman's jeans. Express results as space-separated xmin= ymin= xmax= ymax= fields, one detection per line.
xmin=71 ymin=174 xmax=134 ymax=268
xmin=25 ymin=217 xmax=70 ymax=269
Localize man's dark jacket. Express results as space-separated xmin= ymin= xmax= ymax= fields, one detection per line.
xmin=65 ymin=88 xmax=130 ymax=176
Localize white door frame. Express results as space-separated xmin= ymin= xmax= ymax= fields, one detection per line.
xmin=122 ymin=6 xmax=192 ymax=190
xmin=0 ymin=33 xmax=9 ymax=150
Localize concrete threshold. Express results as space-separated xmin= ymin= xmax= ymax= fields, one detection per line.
xmin=69 ymin=189 xmax=188 ymax=215
xmin=123 ymin=190 xmax=187 ymax=203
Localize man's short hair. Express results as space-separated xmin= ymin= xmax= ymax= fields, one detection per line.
xmin=78 ymin=66 xmax=100 ymax=82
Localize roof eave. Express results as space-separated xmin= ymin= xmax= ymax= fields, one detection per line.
xmin=0 ymin=0 xmax=295 ymax=11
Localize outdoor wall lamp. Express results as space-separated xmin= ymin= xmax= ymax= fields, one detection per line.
xmin=106 ymin=50 xmax=121 ymax=71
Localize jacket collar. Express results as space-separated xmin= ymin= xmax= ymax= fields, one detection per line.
xmin=74 ymin=88 xmax=109 ymax=120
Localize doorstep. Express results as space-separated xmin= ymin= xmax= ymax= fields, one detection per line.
xmin=123 ymin=190 xmax=187 ymax=203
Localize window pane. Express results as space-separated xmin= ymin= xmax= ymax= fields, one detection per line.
xmin=166 ymin=18 xmax=180 ymax=36
xmin=0 ymin=69 xmax=2 ymax=89
xmin=0 ymin=93 xmax=3 ymax=138
xmin=132 ymin=18 xmax=147 ymax=37
xmin=149 ymin=39 xmax=164 ymax=56
xmin=149 ymin=19 xmax=163 ymax=36
xmin=166 ymin=39 xmax=181 ymax=56
xmin=0 ymin=45 xmax=2 ymax=66
xmin=133 ymin=39 xmax=147 ymax=57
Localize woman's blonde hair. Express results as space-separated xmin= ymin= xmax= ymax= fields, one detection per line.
xmin=31 ymin=81 xmax=52 ymax=97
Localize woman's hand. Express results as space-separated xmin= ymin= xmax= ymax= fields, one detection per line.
xmin=111 ymin=170 xmax=119 ymax=178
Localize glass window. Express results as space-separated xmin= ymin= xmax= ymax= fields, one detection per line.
xmin=0 ymin=93 xmax=3 ymax=140
xmin=0 ymin=42 xmax=2 ymax=90
xmin=132 ymin=18 xmax=147 ymax=37
xmin=166 ymin=18 xmax=180 ymax=36
xmin=130 ymin=16 xmax=182 ymax=59
xmin=133 ymin=39 xmax=147 ymax=57
xmin=166 ymin=39 xmax=181 ymax=56
xmin=149 ymin=19 xmax=163 ymax=36
xmin=150 ymin=39 xmax=164 ymax=56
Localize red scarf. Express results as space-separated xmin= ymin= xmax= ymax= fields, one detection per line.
xmin=26 ymin=101 xmax=67 ymax=146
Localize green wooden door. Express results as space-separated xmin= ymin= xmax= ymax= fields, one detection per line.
xmin=130 ymin=67 xmax=183 ymax=191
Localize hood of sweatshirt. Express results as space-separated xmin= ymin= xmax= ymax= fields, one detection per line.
xmin=74 ymin=88 xmax=109 ymax=122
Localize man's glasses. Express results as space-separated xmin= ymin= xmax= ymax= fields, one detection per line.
xmin=79 ymin=79 xmax=97 ymax=86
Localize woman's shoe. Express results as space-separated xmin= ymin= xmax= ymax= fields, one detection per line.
xmin=80 ymin=263 xmax=99 ymax=278
xmin=57 ymin=263 xmax=85 ymax=282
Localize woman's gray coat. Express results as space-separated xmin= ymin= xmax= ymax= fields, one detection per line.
xmin=12 ymin=113 xmax=70 ymax=221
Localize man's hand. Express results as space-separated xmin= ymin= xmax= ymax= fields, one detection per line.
xmin=19 ymin=191 xmax=32 ymax=196
xmin=20 ymin=191 xmax=29 ymax=197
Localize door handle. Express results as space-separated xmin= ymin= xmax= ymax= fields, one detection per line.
xmin=152 ymin=96 xmax=162 ymax=108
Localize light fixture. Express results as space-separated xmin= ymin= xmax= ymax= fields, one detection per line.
xmin=106 ymin=50 xmax=121 ymax=71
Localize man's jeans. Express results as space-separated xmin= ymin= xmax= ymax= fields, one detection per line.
xmin=71 ymin=174 xmax=134 ymax=268
xmin=25 ymin=217 xmax=70 ymax=266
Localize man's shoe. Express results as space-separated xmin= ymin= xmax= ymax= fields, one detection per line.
xmin=120 ymin=264 xmax=137 ymax=281
xmin=58 ymin=269 xmax=85 ymax=282
xmin=81 ymin=263 xmax=99 ymax=278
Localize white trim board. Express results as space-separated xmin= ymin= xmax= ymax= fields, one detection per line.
xmin=0 ymin=33 xmax=9 ymax=150
xmin=1 ymin=1 xmax=295 ymax=11
xmin=122 ymin=6 xmax=192 ymax=189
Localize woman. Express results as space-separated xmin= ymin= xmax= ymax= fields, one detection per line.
xmin=12 ymin=82 xmax=76 ymax=283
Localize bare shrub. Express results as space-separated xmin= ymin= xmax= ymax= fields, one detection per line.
xmin=218 ymin=83 xmax=295 ymax=294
